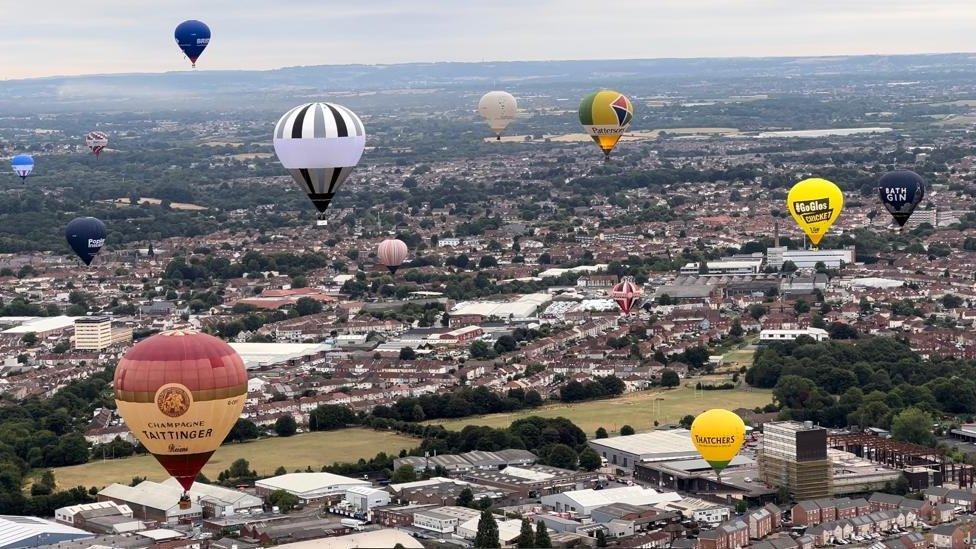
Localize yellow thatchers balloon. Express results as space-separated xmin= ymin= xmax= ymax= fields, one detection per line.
xmin=690 ymin=409 xmax=745 ymax=474
xmin=787 ymin=178 xmax=844 ymax=247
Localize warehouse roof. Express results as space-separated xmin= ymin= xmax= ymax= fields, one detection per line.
xmin=0 ymin=515 xmax=92 ymax=548
xmin=588 ymin=430 xmax=698 ymax=460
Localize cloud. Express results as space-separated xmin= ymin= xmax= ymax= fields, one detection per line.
xmin=0 ymin=0 xmax=973 ymax=79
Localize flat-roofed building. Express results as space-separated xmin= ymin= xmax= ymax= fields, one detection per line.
xmin=588 ymin=430 xmax=700 ymax=475
xmin=759 ymin=328 xmax=829 ymax=343
xmin=463 ymin=464 xmax=599 ymax=498
xmin=98 ymin=482 xmax=202 ymax=524
xmin=0 ymin=515 xmax=93 ymax=548
xmin=73 ymin=316 xmax=112 ymax=350
xmin=766 ymin=247 xmax=855 ymax=269
xmin=413 ymin=506 xmax=481 ymax=534
xmin=541 ymin=485 xmax=682 ymax=517
xmin=255 ymin=473 xmax=370 ymax=504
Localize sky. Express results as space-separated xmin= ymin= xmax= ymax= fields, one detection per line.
xmin=1 ymin=0 xmax=974 ymax=80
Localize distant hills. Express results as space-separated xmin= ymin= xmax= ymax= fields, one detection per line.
xmin=1 ymin=53 xmax=974 ymax=113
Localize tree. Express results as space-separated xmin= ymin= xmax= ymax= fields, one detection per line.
xmin=595 ymin=427 xmax=609 ymax=439
xmin=21 ymin=332 xmax=37 ymax=346
xmin=274 ymin=415 xmax=298 ymax=437
xmin=470 ymin=340 xmax=497 ymax=360
xmin=546 ymin=444 xmax=579 ymax=470
xmin=227 ymin=458 xmax=255 ymax=480
xmin=268 ymin=489 xmax=299 ymax=512
xmin=660 ymin=369 xmax=680 ymax=387
xmin=516 ymin=519 xmax=535 ymax=548
xmin=479 ymin=255 xmax=498 ymax=269
xmin=827 ymin=322 xmax=859 ymax=339
xmin=274 ymin=466 xmax=287 ymax=475
xmin=579 ymin=448 xmax=601 ymax=471
xmin=391 ymin=464 xmax=418 ymax=483
xmin=781 ymin=260 xmax=798 ymax=273
xmin=493 ymin=335 xmax=518 ymax=354
xmin=535 ymin=521 xmax=552 ymax=548
xmin=456 ymin=487 xmax=475 ymax=508
xmin=794 ymin=299 xmax=810 ymax=314
xmin=596 ymin=530 xmax=608 ymax=547
xmin=525 ymin=390 xmax=543 ymax=407
xmin=225 ymin=419 xmax=260 ymax=442
xmin=620 ymin=425 xmax=635 ymax=436
xmin=730 ymin=318 xmax=744 ymax=338
xmin=399 ymin=346 xmax=417 ymax=360
xmin=748 ymin=303 xmax=768 ymax=320
xmin=309 ymin=404 xmax=357 ymax=431
xmin=294 ymin=297 xmax=323 ymax=316
xmin=474 ymin=509 xmax=500 ymax=548
xmin=679 ymin=414 xmax=695 ymax=429
xmin=891 ymin=407 xmax=935 ymax=446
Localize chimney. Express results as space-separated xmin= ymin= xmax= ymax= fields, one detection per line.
xmin=774 ymin=221 xmax=779 ymax=248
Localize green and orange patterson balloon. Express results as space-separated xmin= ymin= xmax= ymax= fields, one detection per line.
xmin=691 ymin=409 xmax=746 ymax=477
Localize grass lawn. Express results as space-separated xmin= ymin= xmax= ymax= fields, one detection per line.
xmin=427 ymin=385 xmax=773 ymax=437
xmin=722 ymin=348 xmax=756 ymax=370
xmin=51 ymin=428 xmax=417 ymax=490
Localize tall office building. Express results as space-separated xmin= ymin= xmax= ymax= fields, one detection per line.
xmin=758 ymin=421 xmax=830 ymax=500
xmin=74 ymin=317 xmax=132 ymax=350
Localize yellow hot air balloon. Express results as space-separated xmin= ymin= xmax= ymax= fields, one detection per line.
xmin=690 ymin=409 xmax=745 ymax=479
xmin=579 ymin=90 xmax=633 ymax=161
xmin=787 ymin=178 xmax=844 ymax=248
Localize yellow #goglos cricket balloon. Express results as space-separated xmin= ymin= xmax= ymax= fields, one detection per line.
xmin=690 ymin=409 xmax=745 ymax=474
xmin=787 ymin=178 xmax=844 ymax=247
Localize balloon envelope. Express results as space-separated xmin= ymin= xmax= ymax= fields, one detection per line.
xmin=478 ymin=91 xmax=518 ymax=138
xmin=11 ymin=154 xmax=33 ymax=181
xmin=610 ymin=279 xmax=641 ymax=314
xmin=878 ymin=170 xmax=924 ymax=227
xmin=65 ymin=217 xmax=107 ymax=266
xmin=273 ymin=102 xmax=366 ymax=221
xmin=579 ymin=90 xmax=633 ymax=159
xmin=787 ymin=178 xmax=844 ymax=247
xmin=174 ymin=20 xmax=211 ymax=67
xmin=86 ymin=131 xmax=109 ymax=157
xmin=114 ymin=330 xmax=247 ymax=491
xmin=377 ymin=239 xmax=409 ymax=274
xmin=690 ymin=409 xmax=746 ymax=474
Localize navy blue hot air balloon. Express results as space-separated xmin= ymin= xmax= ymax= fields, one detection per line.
xmin=878 ymin=170 xmax=925 ymax=228
xmin=174 ymin=20 xmax=211 ymax=67
xmin=65 ymin=217 xmax=107 ymax=266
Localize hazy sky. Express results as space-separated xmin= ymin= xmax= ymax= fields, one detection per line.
xmin=1 ymin=0 xmax=974 ymax=79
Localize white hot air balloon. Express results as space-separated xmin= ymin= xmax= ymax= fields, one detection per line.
xmin=273 ymin=102 xmax=366 ymax=225
xmin=478 ymin=91 xmax=518 ymax=140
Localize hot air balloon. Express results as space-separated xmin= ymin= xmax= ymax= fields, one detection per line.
xmin=377 ymin=239 xmax=409 ymax=274
xmin=114 ymin=330 xmax=247 ymax=508
xmin=478 ymin=91 xmax=518 ymax=140
xmin=787 ymin=178 xmax=844 ymax=248
xmin=878 ymin=170 xmax=925 ymax=229
xmin=690 ymin=409 xmax=745 ymax=481
xmin=273 ymin=102 xmax=366 ymax=225
xmin=11 ymin=154 xmax=33 ymax=181
xmin=65 ymin=217 xmax=106 ymax=266
xmin=174 ymin=20 xmax=211 ymax=68
xmin=86 ymin=131 xmax=109 ymax=158
xmin=610 ymin=278 xmax=642 ymax=314
xmin=579 ymin=90 xmax=633 ymax=161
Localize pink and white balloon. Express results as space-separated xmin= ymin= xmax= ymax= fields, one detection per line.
xmin=377 ymin=239 xmax=409 ymax=274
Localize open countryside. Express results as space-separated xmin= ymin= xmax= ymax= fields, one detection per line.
xmin=50 ymin=429 xmax=416 ymax=490
xmin=428 ymin=385 xmax=773 ymax=435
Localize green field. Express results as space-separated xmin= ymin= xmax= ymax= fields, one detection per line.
xmin=427 ymin=385 xmax=773 ymax=436
xmin=51 ymin=429 xmax=417 ymax=490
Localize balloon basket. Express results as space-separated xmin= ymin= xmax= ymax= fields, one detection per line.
xmin=179 ymin=494 xmax=191 ymax=510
